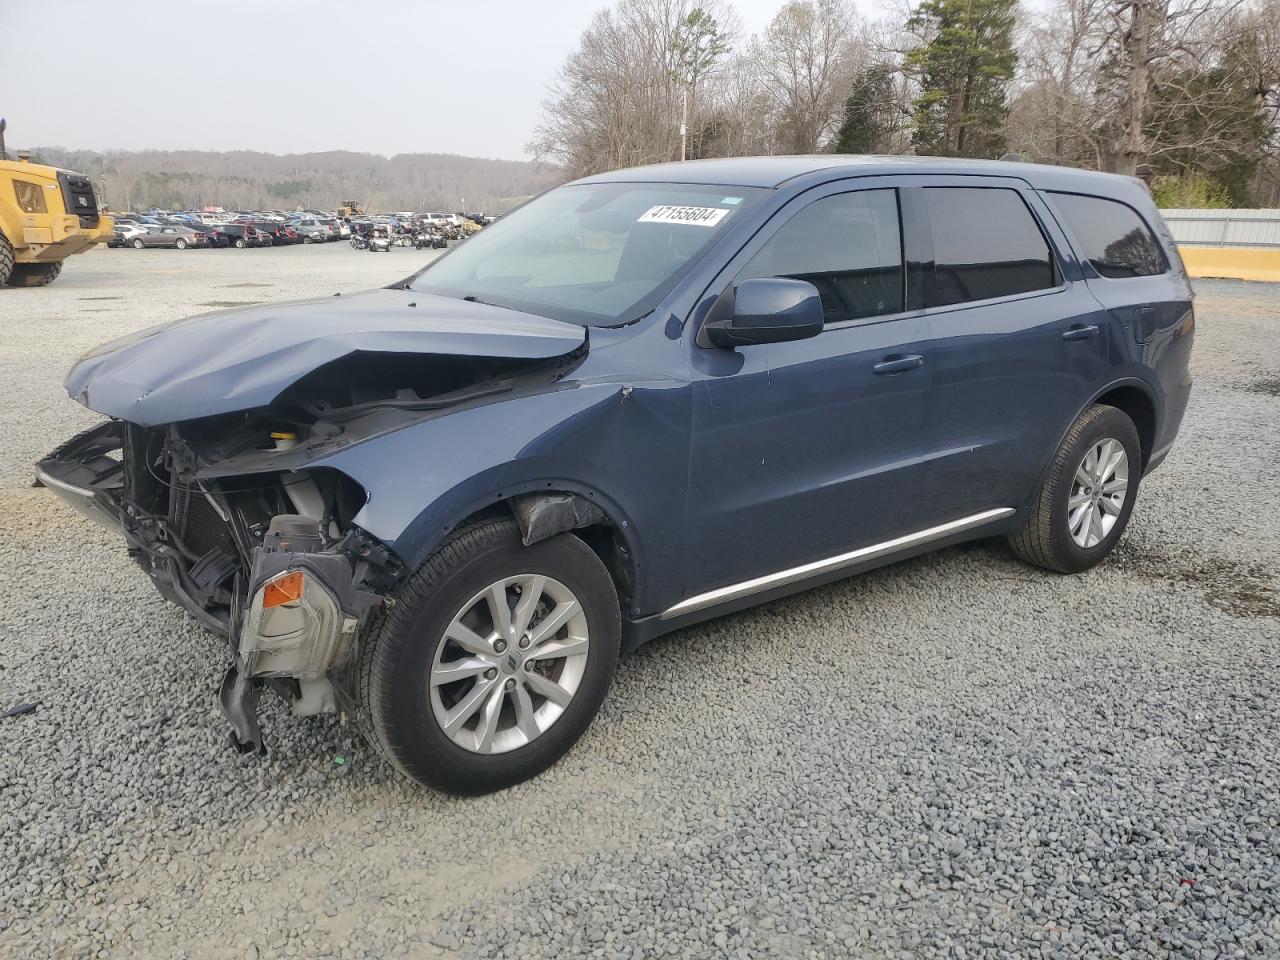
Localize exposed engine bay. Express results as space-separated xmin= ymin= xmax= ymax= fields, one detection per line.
xmin=37 ymin=345 xmax=587 ymax=752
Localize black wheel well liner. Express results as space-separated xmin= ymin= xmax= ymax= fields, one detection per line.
xmin=445 ymin=490 xmax=640 ymax=618
xmin=1094 ymin=383 xmax=1157 ymax=468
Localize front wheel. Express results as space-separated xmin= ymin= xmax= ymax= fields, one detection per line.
xmin=6 ymin=261 xmax=63 ymax=286
xmin=132 ymin=239 xmax=145 ymax=249
xmin=358 ymin=518 xmax=620 ymax=794
xmin=1008 ymin=404 xmax=1141 ymax=574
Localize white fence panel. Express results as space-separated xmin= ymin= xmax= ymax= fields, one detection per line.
xmin=1160 ymin=209 xmax=1280 ymax=247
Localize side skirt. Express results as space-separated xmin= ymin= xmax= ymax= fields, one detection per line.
xmin=623 ymin=507 xmax=1017 ymax=650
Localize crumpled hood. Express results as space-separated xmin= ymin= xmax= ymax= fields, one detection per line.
xmin=66 ymin=288 xmax=587 ymax=426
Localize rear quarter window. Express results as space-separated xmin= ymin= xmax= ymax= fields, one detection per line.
xmin=1048 ymin=192 xmax=1167 ymax=279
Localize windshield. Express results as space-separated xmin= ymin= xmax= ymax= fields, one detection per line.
xmin=410 ymin=182 xmax=766 ymax=326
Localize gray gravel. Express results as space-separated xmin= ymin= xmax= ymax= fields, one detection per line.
xmin=1 ymin=246 xmax=1277 ymax=960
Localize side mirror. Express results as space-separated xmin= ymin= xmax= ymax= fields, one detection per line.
xmin=701 ymin=277 xmax=824 ymax=348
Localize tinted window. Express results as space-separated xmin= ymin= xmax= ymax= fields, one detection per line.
xmin=1049 ymin=192 xmax=1167 ymax=279
xmin=925 ymin=188 xmax=1055 ymax=306
xmin=739 ymin=189 xmax=904 ymax=323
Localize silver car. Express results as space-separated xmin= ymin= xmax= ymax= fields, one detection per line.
xmin=289 ymin=219 xmax=331 ymax=243
xmin=130 ymin=226 xmax=206 ymax=250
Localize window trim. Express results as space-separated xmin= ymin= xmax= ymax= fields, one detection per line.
xmin=1045 ymin=190 xmax=1170 ymax=282
xmin=918 ymin=184 xmax=1065 ymax=312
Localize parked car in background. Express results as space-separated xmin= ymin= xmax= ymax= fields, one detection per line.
xmin=254 ymin=223 xmax=298 ymax=246
xmin=129 ymin=225 xmax=206 ymax=249
xmin=317 ymin=218 xmax=347 ymax=239
xmin=109 ymin=223 xmax=148 ymax=247
xmin=186 ymin=223 xmax=230 ymax=248
xmin=290 ymin=219 xmax=332 ymax=243
xmin=219 ymin=224 xmax=270 ymax=248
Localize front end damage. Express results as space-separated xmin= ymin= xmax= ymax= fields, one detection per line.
xmin=38 ymin=289 xmax=592 ymax=753
xmin=36 ymin=417 xmax=402 ymax=753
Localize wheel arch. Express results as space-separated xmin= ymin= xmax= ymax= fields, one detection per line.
xmin=391 ymin=477 xmax=646 ymax=621
xmin=1024 ymin=376 xmax=1160 ymax=510
xmin=1092 ymin=381 xmax=1157 ymax=468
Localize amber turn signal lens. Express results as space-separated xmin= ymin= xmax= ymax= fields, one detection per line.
xmin=262 ymin=571 xmax=305 ymax=608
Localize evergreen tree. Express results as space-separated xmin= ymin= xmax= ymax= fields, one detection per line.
xmin=833 ymin=65 xmax=901 ymax=154
xmin=904 ymin=0 xmax=1018 ymax=158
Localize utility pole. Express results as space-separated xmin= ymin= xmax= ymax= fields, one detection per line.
xmin=680 ymin=87 xmax=688 ymax=162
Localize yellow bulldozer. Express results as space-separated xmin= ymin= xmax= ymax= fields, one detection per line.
xmin=0 ymin=118 xmax=114 ymax=287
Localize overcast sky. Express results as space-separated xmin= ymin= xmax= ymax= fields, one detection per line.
xmin=5 ymin=0 xmax=883 ymax=162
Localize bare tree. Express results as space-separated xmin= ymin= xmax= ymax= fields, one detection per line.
xmin=756 ymin=0 xmax=863 ymax=153
xmin=530 ymin=0 xmax=740 ymax=176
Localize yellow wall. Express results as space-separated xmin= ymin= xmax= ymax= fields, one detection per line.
xmin=1178 ymin=245 xmax=1280 ymax=283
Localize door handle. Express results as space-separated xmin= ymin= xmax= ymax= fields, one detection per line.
xmin=872 ymin=354 xmax=924 ymax=375
xmin=1062 ymin=324 xmax=1100 ymax=341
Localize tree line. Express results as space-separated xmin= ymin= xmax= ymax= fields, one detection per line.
xmin=530 ymin=0 xmax=1280 ymax=207
xmin=24 ymin=148 xmax=562 ymax=214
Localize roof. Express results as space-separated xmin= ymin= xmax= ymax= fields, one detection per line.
xmin=575 ymin=155 xmax=1141 ymax=195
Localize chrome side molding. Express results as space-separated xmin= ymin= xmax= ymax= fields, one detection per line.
xmin=659 ymin=507 xmax=1016 ymax=620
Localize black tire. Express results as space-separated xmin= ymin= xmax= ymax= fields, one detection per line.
xmin=0 ymin=234 xmax=13 ymax=286
xmin=1008 ymin=404 xmax=1141 ymax=574
xmin=358 ymin=518 xmax=621 ymax=794
xmin=6 ymin=261 xmax=63 ymax=287
xmin=132 ymin=238 xmax=145 ymax=249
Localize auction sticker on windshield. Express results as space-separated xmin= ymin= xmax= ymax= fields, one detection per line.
xmin=637 ymin=205 xmax=730 ymax=227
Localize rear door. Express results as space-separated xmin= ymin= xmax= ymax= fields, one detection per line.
xmin=1045 ymin=190 xmax=1188 ymax=346
xmin=684 ymin=180 xmax=936 ymax=592
xmin=913 ymin=178 xmax=1111 ymax=520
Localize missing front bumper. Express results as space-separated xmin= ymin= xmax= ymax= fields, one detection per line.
xmin=220 ymin=514 xmax=381 ymax=752
xmin=38 ymin=426 xmax=392 ymax=755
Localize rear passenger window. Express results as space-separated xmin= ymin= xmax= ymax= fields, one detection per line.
xmin=739 ymin=189 xmax=903 ymax=323
xmin=924 ymin=187 xmax=1056 ymax=306
xmin=1049 ymin=192 xmax=1167 ymax=279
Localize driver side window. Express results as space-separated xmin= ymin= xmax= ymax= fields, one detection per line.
xmin=738 ymin=189 xmax=904 ymax=324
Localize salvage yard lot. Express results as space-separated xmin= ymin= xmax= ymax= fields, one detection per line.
xmin=1 ymin=245 xmax=1278 ymax=959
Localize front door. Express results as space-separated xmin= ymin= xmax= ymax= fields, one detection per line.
xmin=683 ymin=184 xmax=935 ymax=598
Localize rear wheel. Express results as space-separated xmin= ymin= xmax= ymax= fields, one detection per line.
xmin=175 ymin=238 xmax=187 ymax=250
xmin=132 ymin=238 xmax=145 ymax=249
xmin=234 ymin=238 xmax=246 ymax=249
xmin=1008 ymin=404 xmax=1141 ymax=573
xmin=358 ymin=518 xmax=620 ymax=794
xmin=6 ymin=261 xmax=63 ymax=287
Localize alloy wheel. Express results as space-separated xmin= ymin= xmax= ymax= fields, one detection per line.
xmin=429 ymin=574 xmax=589 ymax=754
xmin=1068 ymin=437 xmax=1129 ymax=548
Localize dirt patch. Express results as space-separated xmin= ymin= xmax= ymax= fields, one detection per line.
xmin=1249 ymin=377 xmax=1280 ymax=397
xmin=198 ymin=300 xmax=264 ymax=307
xmin=1116 ymin=543 xmax=1280 ymax=619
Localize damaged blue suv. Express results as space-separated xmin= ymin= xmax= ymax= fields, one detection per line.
xmin=38 ymin=157 xmax=1194 ymax=793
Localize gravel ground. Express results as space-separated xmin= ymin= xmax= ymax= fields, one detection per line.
xmin=1 ymin=245 xmax=1277 ymax=960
